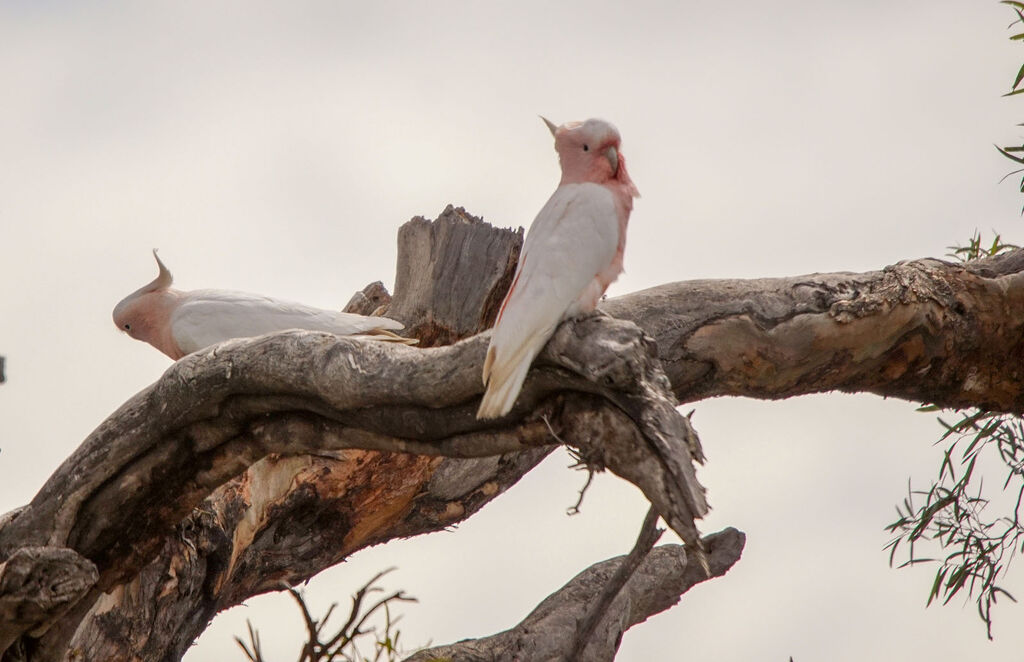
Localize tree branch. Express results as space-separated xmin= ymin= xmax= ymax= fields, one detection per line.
xmin=604 ymin=250 xmax=1024 ymax=413
xmin=0 ymin=280 xmax=707 ymax=656
xmin=7 ymin=207 xmax=1023 ymax=660
xmin=405 ymin=527 xmax=745 ymax=662
xmin=571 ymin=505 xmax=662 ymax=661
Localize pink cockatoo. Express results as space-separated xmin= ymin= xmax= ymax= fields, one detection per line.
xmin=477 ymin=117 xmax=639 ymax=419
xmin=113 ymin=251 xmax=411 ymax=360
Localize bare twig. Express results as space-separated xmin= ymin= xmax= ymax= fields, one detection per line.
xmin=239 ymin=570 xmax=416 ymax=662
xmin=285 ymin=585 xmax=321 ymax=662
xmin=234 ymin=621 xmax=264 ymax=662
xmin=566 ymin=467 xmax=596 ymax=516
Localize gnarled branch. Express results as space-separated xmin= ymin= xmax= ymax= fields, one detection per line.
xmin=6 ymin=205 xmax=1024 ymax=660
xmin=605 ymin=250 xmax=1024 ymax=413
xmin=0 ymin=209 xmax=708 ymax=660
xmin=406 ymin=528 xmax=745 ymax=662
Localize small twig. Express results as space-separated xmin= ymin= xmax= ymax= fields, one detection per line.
xmin=570 ymin=505 xmax=663 ymax=661
xmin=234 ymin=620 xmax=264 ymax=662
xmin=286 ymin=586 xmax=321 ymax=662
xmin=322 ymin=568 xmax=397 ymax=653
xmin=548 ymin=414 xmax=598 ymax=516
xmin=566 ymin=469 xmax=595 ymax=516
xmin=317 ymin=603 xmax=337 ymax=637
xmin=326 ymin=591 xmax=416 ymax=660
xmin=541 ymin=414 xmax=567 ymax=445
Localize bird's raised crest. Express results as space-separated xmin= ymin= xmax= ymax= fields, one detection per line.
xmin=149 ymin=249 xmax=173 ymax=292
xmin=114 ymin=250 xmax=174 ymax=320
xmin=540 ymin=115 xmax=558 ymax=137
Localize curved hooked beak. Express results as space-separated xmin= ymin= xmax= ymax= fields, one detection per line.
xmin=603 ymin=145 xmax=619 ymax=176
xmin=540 ymin=115 xmax=558 ymax=137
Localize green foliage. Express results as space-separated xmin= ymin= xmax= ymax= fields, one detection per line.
xmin=235 ymin=569 xmax=419 ymax=662
xmin=999 ymin=2 xmax=1024 ymax=209
xmin=885 ymin=409 xmax=1022 ymax=638
xmin=946 ymin=231 xmax=1018 ymax=262
xmin=890 ymin=9 xmax=1024 ymax=636
xmin=887 ymin=231 xmax=1018 ymax=638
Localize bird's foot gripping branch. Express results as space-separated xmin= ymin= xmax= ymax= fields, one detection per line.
xmin=0 ymin=298 xmax=710 ymax=660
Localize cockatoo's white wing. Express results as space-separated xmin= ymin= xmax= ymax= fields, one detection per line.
xmin=478 ymin=183 xmax=620 ymax=418
xmin=170 ymin=290 xmax=403 ymax=355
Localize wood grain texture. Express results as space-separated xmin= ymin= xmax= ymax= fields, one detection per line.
xmin=603 ymin=250 xmax=1024 ymax=413
xmin=406 ymin=528 xmax=745 ymax=662
xmin=6 ymin=207 xmax=1024 ymax=660
xmin=0 ymin=209 xmax=707 ymax=661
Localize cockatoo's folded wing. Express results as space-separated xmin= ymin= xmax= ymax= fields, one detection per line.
xmin=478 ymin=183 xmax=619 ymax=418
xmin=170 ymin=290 xmax=404 ymax=355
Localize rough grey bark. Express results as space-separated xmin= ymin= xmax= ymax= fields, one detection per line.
xmin=0 ymin=314 xmax=705 ymax=659
xmin=406 ymin=528 xmax=745 ymax=662
xmin=571 ymin=505 xmax=662 ymax=661
xmin=0 ymin=548 xmax=96 ymax=653
xmin=4 ymin=205 xmax=1024 ymax=660
xmin=604 ymin=250 xmax=1024 ymax=413
xmin=388 ymin=207 xmax=523 ymax=346
xmin=0 ymin=207 xmax=711 ymax=661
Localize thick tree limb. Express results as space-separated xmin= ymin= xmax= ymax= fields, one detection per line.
xmin=405 ymin=527 xmax=745 ymax=662
xmin=0 ymin=208 xmax=707 ymax=659
xmin=7 ymin=207 xmax=1023 ymax=660
xmin=0 ymin=317 xmax=703 ymax=575
xmin=604 ymin=250 xmax=1024 ymax=413
xmin=0 ymin=316 xmax=704 ymax=655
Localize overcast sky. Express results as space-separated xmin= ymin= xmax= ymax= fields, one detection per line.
xmin=3 ymin=1 xmax=1024 ymax=660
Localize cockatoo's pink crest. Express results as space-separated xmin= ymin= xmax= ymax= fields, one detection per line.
xmin=113 ymin=251 xmax=411 ymax=361
xmin=112 ymin=250 xmax=186 ymax=358
xmin=477 ymin=117 xmax=639 ymax=419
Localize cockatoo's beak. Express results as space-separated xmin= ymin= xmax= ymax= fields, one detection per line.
xmin=540 ymin=116 xmax=558 ymax=138
xmin=603 ymin=145 xmax=619 ymax=175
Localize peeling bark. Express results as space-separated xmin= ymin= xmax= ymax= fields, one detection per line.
xmin=603 ymin=251 xmax=1024 ymax=413
xmin=0 ymin=208 xmax=709 ymax=661
xmin=0 ymin=313 xmax=704 ymax=659
xmin=3 ymin=205 xmax=1024 ymax=661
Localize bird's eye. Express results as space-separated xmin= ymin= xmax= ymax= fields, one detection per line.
xmin=124 ymin=323 xmax=131 ymax=330
xmin=583 ymin=144 xmax=589 ymax=152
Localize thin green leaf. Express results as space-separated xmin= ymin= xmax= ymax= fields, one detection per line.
xmin=1013 ymin=63 xmax=1024 ymax=91
xmin=997 ymin=144 xmax=1024 ymax=163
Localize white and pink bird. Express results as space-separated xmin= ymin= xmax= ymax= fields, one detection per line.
xmin=113 ymin=251 xmax=411 ymax=360
xmin=477 ymin=117 xmax=639 ymax=419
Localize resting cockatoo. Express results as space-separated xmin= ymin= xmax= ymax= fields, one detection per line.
xmin=477 ymin=117 xmax=639 ymax=419
xmin=113 ymin=251 xmax=412 ymax=360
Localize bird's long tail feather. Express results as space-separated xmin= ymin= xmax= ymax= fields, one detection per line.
xmin=477 ymin=334 xmax=547 ymax=419
xmin=358 ymin=329 xmax=419 ymax=345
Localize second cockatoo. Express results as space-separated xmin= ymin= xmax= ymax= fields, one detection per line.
xmin=477 ymin=117 xmax=639 ymax=419
xmin=113 ymin=251 xmax=412 ymax=360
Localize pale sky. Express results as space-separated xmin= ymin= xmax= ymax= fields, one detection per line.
xmin=3 ymin=1 xmax=1024 ymax=660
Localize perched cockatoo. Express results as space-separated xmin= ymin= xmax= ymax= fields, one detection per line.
xmin=477 ymin=117 xmax=639 ymax=419
xmin=113 ymin=251 xmax=412 ymax=360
